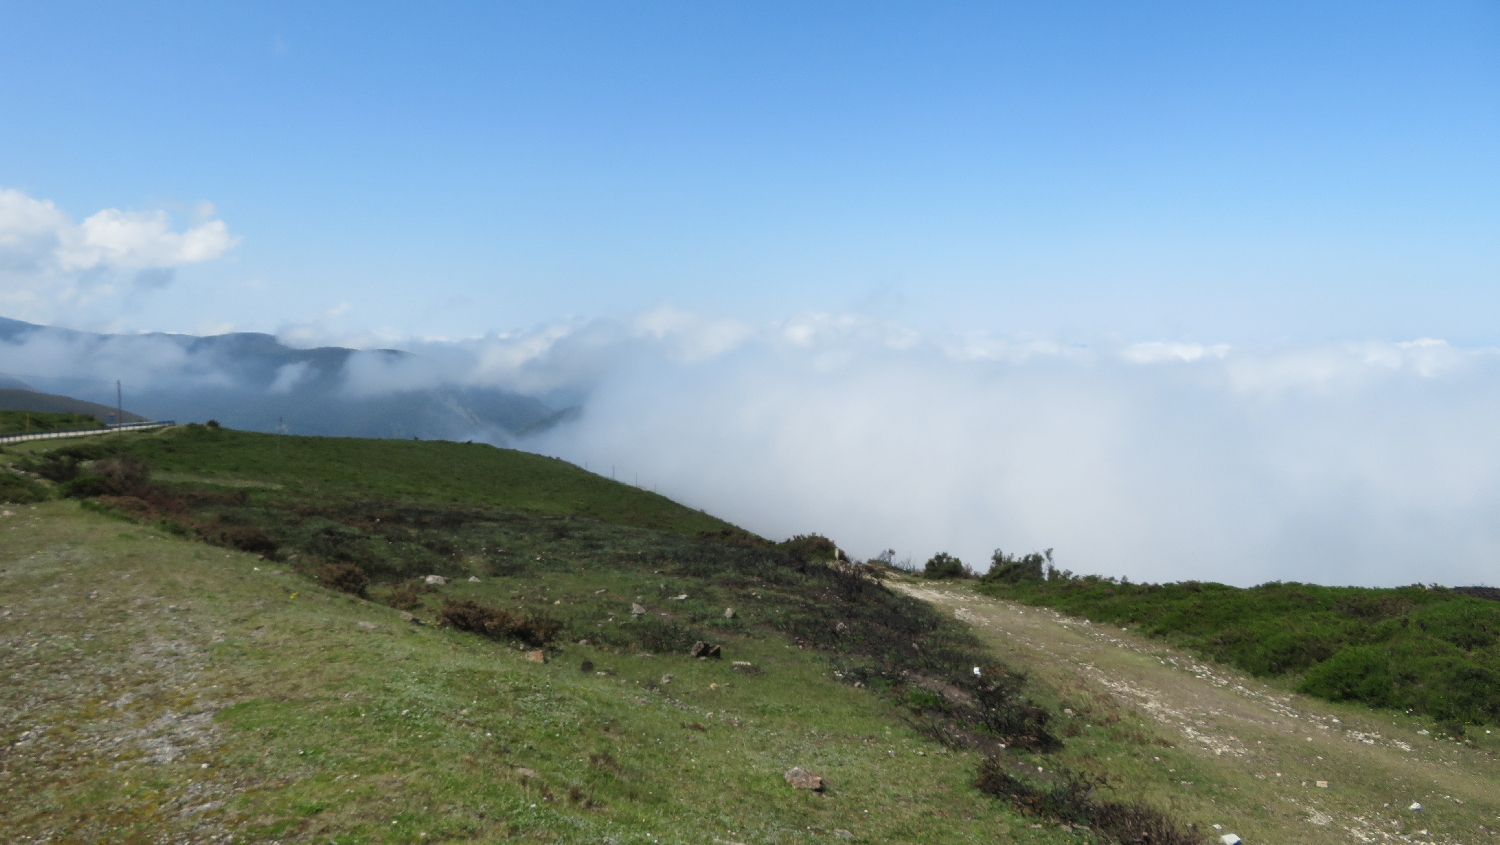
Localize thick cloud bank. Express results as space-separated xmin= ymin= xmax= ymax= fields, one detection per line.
xmin=521 ymin=311 xmax=1500 ymax=588
xmin=3 ymin=306 xmax=1497 ymax=588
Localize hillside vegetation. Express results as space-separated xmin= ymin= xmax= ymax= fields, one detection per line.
xmin=122 ymin=424 xmax=749 ymax=538
xmin=0 ymin=409 xmax=102 ymax=435
xmin=976 ymin=573 xmax=1500 ymax=731
xmin=2 ymin=425 xmax=1207 ymax=844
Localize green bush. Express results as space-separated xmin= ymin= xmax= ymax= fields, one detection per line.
xmin=923 ymin=552 xmax=966 ymax=579
xmin=0 ymin=471 xmax=49 ymax=504
xmin=983 ymin=549 xmax=1049 ymax=584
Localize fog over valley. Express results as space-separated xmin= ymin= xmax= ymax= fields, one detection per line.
xmin=6 ymin=310 xmax=1497 ymax=589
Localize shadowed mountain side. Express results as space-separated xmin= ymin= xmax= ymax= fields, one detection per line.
xmin=0 ymin=317 xmax=566 ymax=441
xmin=0 ymin=388 xmax=147 ymax=423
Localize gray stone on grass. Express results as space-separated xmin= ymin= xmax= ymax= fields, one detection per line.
xmin=784 ymin=767 xmax=825 ymax=791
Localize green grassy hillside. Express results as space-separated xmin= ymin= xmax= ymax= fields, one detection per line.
xmin=2 ymin=427 xmax=1208 ymax=844
xmin=122 ymin=424 xmax=750 ymax=539
xmin=976 ymin=575 xmax=1500 ymax=731
xmin=0 ymin=409 xmax=102 ymax=434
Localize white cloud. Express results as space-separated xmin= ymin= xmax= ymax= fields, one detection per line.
xmin=4 ymin=301 xmax=1498 ymax=589
xmin=0 ymin=186 xmax=238 ymax=323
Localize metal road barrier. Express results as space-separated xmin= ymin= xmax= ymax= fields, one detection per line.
xmin=0 ymin=421 xmax=176 ymax=446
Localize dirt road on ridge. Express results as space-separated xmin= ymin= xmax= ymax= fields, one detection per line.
xmin=893 ymin=580 xmax=1500 ymax=845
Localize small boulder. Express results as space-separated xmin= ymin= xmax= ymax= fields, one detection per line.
xmin=668 ymin=594 xmax=688 ymax=601
xmin=660 ymin=674 xmax=675 ymax=685
xmin=1219 ymin=835 xmax=1241 ymax=845
xmin=424 ymin=575 xmax=449 ymax=586
xmin=356 ymin=621 xmax=378 ymax=631
xmin=724 ymin=607 xmax=735 ymax=619
xmin=631 ymin=603 xmax=647 ymax=618
xmin=689 ymin=641 xmax=712 ymax=658
xmin=515 ymin=767 xmax=538 ymax=779
xmin=468 ymin=576 xmax=481 ymax=583
xmin=784 ymin=767 xmax=825 ymax=791
xmin=833 ymin=831 xmax=853 ymax=839
xmin=1409 ymin=802 xmax=1423 ymax=811
xmin=525 ymin=649 xmax=546 ymax=663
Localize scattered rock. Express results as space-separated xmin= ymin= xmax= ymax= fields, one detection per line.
xmin=1409 ymin=802 xmax=1423 ymax=811
xmin=515 ymin=768 xmax=538 ymax=779
xmin=835 ymin=622 xmax=848 ymax=633
xmin=1219 ymin=835 xmax=1242 ymax=845
xmin=525 ymin=649 xmax=546 ymax=663
xmin=668 ymin=594 xmax=688 ymax=601
xmin=631 ymin=603 xmax=647 ymax=618
xmin=87 ymin=590 xmax=99 ymax=600
xmin=690 ymin=641 xmax=710 ymax=658
xmin=784 ymin=767 xmax=825 ymax=791
xmin=1315 ymin=780 xmax=1328 ymax=788
xmin=468 ymin=576 xmax=481 ymax=583
xmin=578 ymin=638 xmax=590 ymax=645
xmin=723 ymin=607 xmax=735 ymax=619
xmin=424 ymin=575 xmax=449 ymax=586
xmin=399 ymin=611 xmax=422 ymax=624
xmin=708 ymin=643 xmax=721 ymax=659
xmin=357 ymin=621 xmax=378 ymax=631
xmin=833 ymin=830 xmax=853 ymax=839
xmin=661 ymin=674 xmax=675 ymax=684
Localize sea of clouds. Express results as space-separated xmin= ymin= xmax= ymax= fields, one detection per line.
xmin=4 ymin=185 xmax=1498 ymax=587
xmin=13 ymin=303 xmax=1496 ymax=588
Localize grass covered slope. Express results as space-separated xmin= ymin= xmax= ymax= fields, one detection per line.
xmin=122 ymin=424 xmax=749 ymax=538
xmin=2 ymin=502 xmax=1065 ymax=844
xmin=976 ymin=576 xmax=1500 ymax=730
xmin=3 ymin=427 xmax=1212 ymax=844
xmin=0 ymin=409 xmax=102 ymax=434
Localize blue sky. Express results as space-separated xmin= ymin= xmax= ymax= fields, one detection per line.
xmin=2 ymin=1 xmax=1496 ymax=343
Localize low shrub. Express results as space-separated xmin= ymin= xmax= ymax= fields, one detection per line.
xmin=200 ymin=522 xmax=279 ymax=557
xmin=384 ymin=580 xmax=426 ymax=610
xmin=0 ymin=471 xmax=48 ymax=504
xmin=438 ymin=598 xmax=560 ymax=647
xmin=975 ymin=757 xmax=1204 ymax=845
xmin=315 ymin=562 xmax=370 ymax=597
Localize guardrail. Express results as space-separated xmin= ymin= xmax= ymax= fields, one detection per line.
xmin=0 ymin=421 xmax=176 ymax=446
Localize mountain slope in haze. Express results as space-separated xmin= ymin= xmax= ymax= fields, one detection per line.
xmin=0 ymin=387 xmax=147 ymax=423
xmin=0 ymin=316 xmax=565 ymax=442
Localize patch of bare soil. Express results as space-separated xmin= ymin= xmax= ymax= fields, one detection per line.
xmin=895 ymin=580 xmax=1500 ymax=845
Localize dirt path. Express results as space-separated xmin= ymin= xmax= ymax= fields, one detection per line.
xmin=893 ymin=580 xmax=1500 ymax=845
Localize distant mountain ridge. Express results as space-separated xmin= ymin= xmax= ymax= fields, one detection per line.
xmin=0 ymin=317 xmax=566 ymax=442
